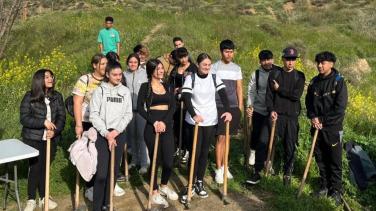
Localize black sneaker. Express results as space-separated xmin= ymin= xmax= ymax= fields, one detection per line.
xmin=329 ymin=190 xmax=343 ymax=206
xmin=179 ymin=186 xmax=195 ymax=204
xmin=195 ymin=180 xmax=208 ymax=198
xmin=283 ymin=175 xmax=291 ymax=186
xmin=101 ymin=205 xmax=116 ymax=211
xmin=174 ymin=148 xmax=180 ymax=157
xmin=311 ymin=187 xmax=328 ymax=197
xmin=246 ymin=172 xmax=261 ymax=185
xmin=181 ymin=151 xmax=189 ymax=164
xmin=117 ymin=173 xmax=126 ymax=182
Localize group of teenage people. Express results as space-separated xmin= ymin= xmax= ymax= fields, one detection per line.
xmin=19 ymin=15 xmax=347 ymax=211
xmin=245 ymin=48 xmax=347 ymax=206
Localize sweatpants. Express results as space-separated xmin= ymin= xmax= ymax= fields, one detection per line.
xmin=249 ymin=112 xmax=270 ymax=173
xmin=313 ymin=129 xmax=343 ymax=193
xmin=24 ymin=139 xmax=57 ymax=200
xmin=173 ymin=104 xmax=189 ymax=151
xmin=186 ymin=124 xmax=216 ymax=182
xmin=275 ymin=115 xmax=299 ymax=175
xmin=126 ymin=112 xmax=149 ymax=167
xmin=93 ymin=131 xmax=126 ymax=211
xmin=144 ymin=110 xmax=174 ymax=190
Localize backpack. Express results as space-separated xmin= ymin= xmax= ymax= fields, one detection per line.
xmin=310 ymin=72 xmax=342 ymax=96
xmin=191 ymin=73 xmax=217 ymax=89
xmin=65 ymin=74 xmax=90 ymax=117
xmin=345 ymin=141 xmax=376 ymax=190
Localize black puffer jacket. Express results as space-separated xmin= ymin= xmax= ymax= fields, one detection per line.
xmin=20 ymin=91 xmax=66 ymax=141
xmin=305 ymin=68 xmax=348 ymax=131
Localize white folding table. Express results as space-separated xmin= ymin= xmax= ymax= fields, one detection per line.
xmin=0 ymin=139 xmax=39 ymax=211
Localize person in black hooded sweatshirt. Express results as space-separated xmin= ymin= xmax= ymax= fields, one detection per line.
xmin=168 ymin=47 xmax=198 ymax=163
xmin=305 ymin=51 xmax=348 ymax=205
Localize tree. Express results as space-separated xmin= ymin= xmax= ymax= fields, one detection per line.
xmin=0 ymin=0 xmax=24 ymax=58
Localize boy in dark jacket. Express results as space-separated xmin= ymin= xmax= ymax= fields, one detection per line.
xmin=305 ymin=51 xmax=348 ymax=205
xmin=265 ymin=47 xmax=305 ymax=185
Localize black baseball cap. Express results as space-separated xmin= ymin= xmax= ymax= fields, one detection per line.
xmin=282 ymin=47 xmax=299 ymax=58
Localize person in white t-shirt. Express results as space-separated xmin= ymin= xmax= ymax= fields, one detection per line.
xmin=180 ymin=53 xmax=232 ymax=203
xmin=211 ymin=39 xmax=243 ymax=184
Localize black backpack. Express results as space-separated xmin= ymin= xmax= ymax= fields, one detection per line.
xmin=191 ymin=73 xmax=217 ymax=89
xmin=345 ymin=141 xmax=376 ymax=190
xmin=65 ymin=74 xmax=90 ymax=117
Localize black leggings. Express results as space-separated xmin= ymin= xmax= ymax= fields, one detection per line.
xmin=93 ymin=131 xmax=126 ymax=211
xmin=144 ymin=110 xmax=174 ymax=191
xmin=186 ymin=124 xmax=216 ymax=182
xmin=173 ymin=104 xmax=189 ymax=151
xmin=25 ymin=139 xmax=57 ymax=200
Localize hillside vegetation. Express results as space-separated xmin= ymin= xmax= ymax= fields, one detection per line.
xmin=0 ymin=1 xmax=375 ymax=210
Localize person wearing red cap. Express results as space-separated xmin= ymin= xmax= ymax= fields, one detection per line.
xmin=265 ymin=47 xmax=305 ymax=186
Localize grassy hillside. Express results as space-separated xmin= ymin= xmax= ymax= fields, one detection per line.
xmin=0 ymin=1 xmax=375 ymax=210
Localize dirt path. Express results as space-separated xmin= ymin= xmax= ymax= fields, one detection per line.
xmin=8 ymin=171 xmax=269 ymax=211
xmin=142 ymin=23 xmax=165 ymax=44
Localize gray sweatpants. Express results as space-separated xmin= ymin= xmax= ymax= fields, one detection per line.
xmin=126 ymin=112 xmax=149 ymax=167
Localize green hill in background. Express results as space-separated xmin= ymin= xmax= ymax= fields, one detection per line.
xmin=0 ymin=1 xmax=375 ymax=210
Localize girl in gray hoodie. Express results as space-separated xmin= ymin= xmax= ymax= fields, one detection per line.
xmin=90 ymin=61 xmax=132 ymax=211
xmin=123 ymin=53 xmax=150 ymax=174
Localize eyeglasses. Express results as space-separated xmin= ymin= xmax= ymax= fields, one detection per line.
xmin=284 ymin=58 xmax=297 ymax=61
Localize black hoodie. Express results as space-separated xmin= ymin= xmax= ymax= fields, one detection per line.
xmin=305 ymin=68 xmax=348 ymax=131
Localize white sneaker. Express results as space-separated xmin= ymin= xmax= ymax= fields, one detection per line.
xmin=38 ymin=197 xmax=57 ymax=209
xmin=249 ymin=150 xmax=256 ymax=166
xmin=159 ymin=186 xmax=178 ymax=201
xmin=221 ymin=166 xmax=234 ymax=179
xmin=114 ymin=183 xmax=125 ymax=197
xmin=24 ymin=199 xmax=36 ymax=211
xmin=151 ymin=193 xmax=169 ymax=208
xmin=215 ymin=168 xmax=223 ymax=184
xmin=138 ymin=166 xmax=148 ymax=174
xmin=85 ymin=187 xmax=93 ymax=202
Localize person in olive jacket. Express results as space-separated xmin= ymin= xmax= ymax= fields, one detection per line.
xmin=20 ymin=69 xmax=66 ymax=211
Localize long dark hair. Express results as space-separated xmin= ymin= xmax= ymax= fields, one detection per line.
xmin=30 ymin=69 xmax=55 ymax=103
xmin=146 ymin=59 xmax=162 ymax=80
xmin=103 ymin=61 xmax=122 ymax=82
xmin=145 ymin=59 xmax=165 ymax=110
